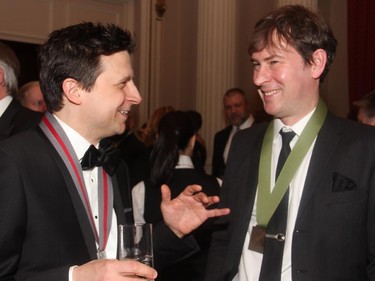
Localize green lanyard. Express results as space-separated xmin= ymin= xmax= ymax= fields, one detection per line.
xmin=256 ymin=99 xmax=327 ymax=227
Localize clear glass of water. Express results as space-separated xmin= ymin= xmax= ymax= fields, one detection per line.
xmin=118 ymin=223 xmax=153 ymax=267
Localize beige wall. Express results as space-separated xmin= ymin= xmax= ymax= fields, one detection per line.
xmin=0 ymin=0 xmax=349 ymax=167
xmin=158 ymin=0 xmax=348 ymax=116
xmin=319 ymin=0 xmax=349 ymax=117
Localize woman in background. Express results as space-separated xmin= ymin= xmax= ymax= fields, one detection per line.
xmin=132 ymin=110 xmax=221 ymax=281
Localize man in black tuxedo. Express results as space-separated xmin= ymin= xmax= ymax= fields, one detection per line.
xmin=211 ymin=88 xmax=253 ymax=178
xmin=0 ymin=22 xmax=229 ymax=281
xmin=0 ymin=41 xmax=42 ymax=141
xmin=206 ymin=5 xmax=375 ymax=281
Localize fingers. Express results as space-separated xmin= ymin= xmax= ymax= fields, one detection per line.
xmin=73 ymin=259 xmax=157 ymax=281
xmin=160 ymin=184 xmax=171 ymax=203
xmin=182 ymin=184 xmax=203 ymax=195
xmin=205 ymin=207 xmax=231 ymax=218
xmin=119 ymin=260 xmax=157 ymax=279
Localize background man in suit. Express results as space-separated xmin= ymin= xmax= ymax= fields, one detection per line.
xmin=205 ymin=5 xmax=375 ymax=281
xmin=0 ymin=22 xmax=229 ymax=281
xmin=0 ymin=41 xmax=42 ymax=140
xmin=211 ymin=88 xmax=253 ymax=178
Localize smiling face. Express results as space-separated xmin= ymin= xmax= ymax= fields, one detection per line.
xmin=78 ymin=51 xmax=141 ymax=143
xmin=251 ymin=38 xmax=321 ymax=126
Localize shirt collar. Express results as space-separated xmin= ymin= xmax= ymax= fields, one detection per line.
xmin=233 ymin=114 xmax=254 ymax=131
xmin=273 ymin=107 xmax=316 ymax=139
xmin=0 ymin=96 xmax=13 ymax=117
xmin=53 ymin=114 xmax=94 ymax=161
xmin=176 ymin=155 xmax=194 ymax=169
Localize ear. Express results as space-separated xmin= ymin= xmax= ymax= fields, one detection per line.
xmin=62 ymin=78 xmax=82 ymax=105
xmin=0 ymin=68 xmax=4 ymax=85
xmin=310 ymin=49 xmax=327 ymax=79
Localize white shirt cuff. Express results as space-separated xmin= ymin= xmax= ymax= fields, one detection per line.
xmin=69 ymin=265 xmax=78 ymax=281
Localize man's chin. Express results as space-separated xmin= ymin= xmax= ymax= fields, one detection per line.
xmin=231 ymin=120 xmax=243 ymax=127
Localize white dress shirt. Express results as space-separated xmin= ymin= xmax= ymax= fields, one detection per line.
xmin=0 ymin=95 xmax=13 ymax=117
xmin=234 ymin=108 xmax=317 ymax=281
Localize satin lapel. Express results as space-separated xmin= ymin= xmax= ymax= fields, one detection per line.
xmin=295 ymin=114 xmax=342 ymax=222
xmin=38 ymin=129 xmax=97 ymax=260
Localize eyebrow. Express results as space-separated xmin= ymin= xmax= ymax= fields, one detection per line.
xmin=118 ymin=74 xmax=134 ymax=84
xmin=251 ymin=54 xmax=284 ymax=64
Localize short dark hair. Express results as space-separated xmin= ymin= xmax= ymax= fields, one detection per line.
xmin=353 ymin=90 xmax=375 ymax=118
xmin=248 ymin=5 xmax=337 ymax=83
xmin=38 ymin=22 xmax=136 ymax=112
xmin=224 ymin=88 xmax=248 ymax=101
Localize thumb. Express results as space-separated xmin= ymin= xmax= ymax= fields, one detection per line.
xmin=161 ymin=184 xmax=171 ymax=203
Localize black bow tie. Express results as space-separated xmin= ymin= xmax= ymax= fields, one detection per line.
xmin=80 ymin=143 xmax=121 ymax=176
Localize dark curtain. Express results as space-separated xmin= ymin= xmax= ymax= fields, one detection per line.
xmin=347 ymin=0 xmax=375 ymax=111
xmin=0 ymin=39 xmax=40 ymax=86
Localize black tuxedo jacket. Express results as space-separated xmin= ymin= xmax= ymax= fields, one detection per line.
xmin=211 ymin=126 xmax=232 ymax=178
xmin=205 ymin=113 xmax=375 ymax=281
xmin=0 ymin=128 xmax=198 ymax=281
xmin=0 ymin=99 xmax=42 ymax=141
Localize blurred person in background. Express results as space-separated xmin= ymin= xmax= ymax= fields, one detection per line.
xmin=353 ymin=89 xmax=375 ymax=126
xmin=0 ymin=41 xmax=42 ymax=141
xmin=18 ymin=80 xmax=47 ymax=113
xmin=133 ymin=110 xmax=222 ymax=281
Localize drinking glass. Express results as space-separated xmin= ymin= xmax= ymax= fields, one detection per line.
xmin=118 ymin=223 xmax=153 ymax=267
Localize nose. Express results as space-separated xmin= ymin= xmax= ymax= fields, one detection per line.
xmin=127 ymin=80 xmax=142 ymax=105
xmin=41 ymin=103 xmax=47 ymax=112
xmin=253 ymin=64 xmax=270 ymax=87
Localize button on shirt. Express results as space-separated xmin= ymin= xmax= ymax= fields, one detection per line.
xmin=234 ymin=108 xmax=317 ymax=281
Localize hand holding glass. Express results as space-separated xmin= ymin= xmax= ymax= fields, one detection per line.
xmin=118 ymin=223 xmax=154 ymax=267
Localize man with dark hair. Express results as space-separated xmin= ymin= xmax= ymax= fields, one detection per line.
xmin=0 ymin=41 xmax=42 ymax=140
xmin=206 ymin=5 xmax=375 ymax=281
xmin=0 ymin=22 xmax=229 ymax=281
xmin=353 ymin=89 xmax=375 ymax=125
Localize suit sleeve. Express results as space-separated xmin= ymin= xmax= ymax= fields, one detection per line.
xmin=0 ymin=151 xmax=70 ymax=281
xmin=153 ymin=222 xmax=199 ymax=270
xmin=0 ymin=151 xmax=28 ymax=280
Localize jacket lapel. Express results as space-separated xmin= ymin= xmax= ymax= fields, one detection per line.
xmin=38 ymin=129 xmax=98 ymax=260
xmin=296 ymin=113 xmax=342 ymax=222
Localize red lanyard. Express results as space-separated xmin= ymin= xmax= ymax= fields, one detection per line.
xmin=40 ymin=113 xmax=113 ymax=258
